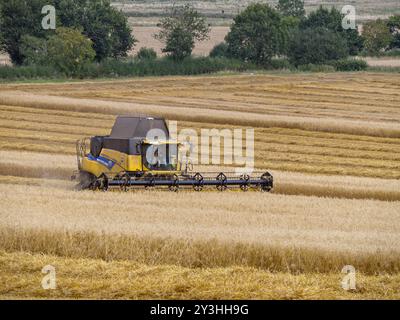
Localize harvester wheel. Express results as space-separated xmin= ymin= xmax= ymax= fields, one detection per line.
xmin=193 ymin=173 xmax=204 ymax=192
xmin=260 ymin=172 xmax=273 ymax=192
xmin=168 ymin=174 xmax=180 ymax=192
xmin=119 ymin=173 xmax=130 ymax=192
xmin=216 ymin=173 xmax=228 ymax=192
xmin=144 ymin=174 xmax=156 ymax=190
xmin=240 ymin=174 xmax=250 ymax=192
xmin=77 ymin=171 xmax=97 ymax=190
xmin=99 ymin=174 xmax=109 ymax=192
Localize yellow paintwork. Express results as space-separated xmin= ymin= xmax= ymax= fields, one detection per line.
xmin=81 ymin=146 xmax=182 ymax=178
xmin=81 ymin=157 xmax=109 ymax=177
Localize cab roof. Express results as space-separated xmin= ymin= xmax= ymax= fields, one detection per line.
xmin=110 ymin=116 xmax=169 ymax=139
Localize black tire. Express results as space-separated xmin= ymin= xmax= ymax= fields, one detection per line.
xmin=76 ymin=171 xmax=97 ymax=190
xmin=260 ymin=172 xmax=273 ymax=193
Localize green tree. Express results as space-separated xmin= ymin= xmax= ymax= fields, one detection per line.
xmin=300 ymin=6 xmax=363 ymax=55
xmin=288 ymin=27 xmax=349 ymax=66
xmin=20 ymin=35 xmax=48 ymax=65
xmin=300 ymin=6 xmax=340 ymax=31
xmin=163 ymin=26 xmax=195 ymax=61
xmin=362 ymin=19 xmax=393 ymax=55
xmin=0 ymin=0 xmax=49 ymax=64
xmin=388 ymin=15 xmax=400 ymax=49
xmin=56 ymin=0 xmax=135 ymax=61
xmin=225 ymin=3 xmax=288 ymax=65
xmin=46 ymin=27 xmax=95 ymax=74
xmin=0 ymin=1 xmax=4 ymax=52
xmin=209 ymin=42 xmax=229 ymax=58
xmin=135 ymin=47 xmax=157 ymax=60
xmin=154 ymin=4 xmax=210 ymax=61
xmin=277 ymin=0 xmax=305 ymax=19
xmin=0 ymin=0 xmax=135 ymax=64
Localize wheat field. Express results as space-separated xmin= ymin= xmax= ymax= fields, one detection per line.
xmin=0 ymin=72 xmax=400 ymax=299
xmin=2 ymin=250 xmax=400 ymax=300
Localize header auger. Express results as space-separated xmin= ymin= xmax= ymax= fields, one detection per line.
xmin=73 ymin=116 xmax=273 ymax=192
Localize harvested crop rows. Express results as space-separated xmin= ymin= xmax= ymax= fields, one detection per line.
xmin=0 ymin=72 xmax=400 ymax=299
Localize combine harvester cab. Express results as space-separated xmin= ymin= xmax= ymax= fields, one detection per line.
xmin=74 ymin=116 xmax=273 ymax=192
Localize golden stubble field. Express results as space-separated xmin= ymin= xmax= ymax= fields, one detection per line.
xmin=0 ymin=72 xmax=400 ymax=299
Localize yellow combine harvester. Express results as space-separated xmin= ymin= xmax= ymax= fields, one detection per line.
xmin=73 ymin=116 xmax=273 ymax=192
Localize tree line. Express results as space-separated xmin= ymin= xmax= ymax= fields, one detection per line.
xmin=0 ymin=0 xmax=399 ymax=77
xmin=214 ymin=0 xmax=399 ymax=66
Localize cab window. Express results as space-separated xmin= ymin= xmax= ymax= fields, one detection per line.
xmin=142 ymin=144 xmax=178 ymax=171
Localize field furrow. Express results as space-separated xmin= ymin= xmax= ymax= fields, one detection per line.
xmin=1 ymin=150 xmax=399 ymax=201
xmin=0 ymin=73 xmax=399 ymax=299
xmin=1 ymin=184 xmax=400 ymax=275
